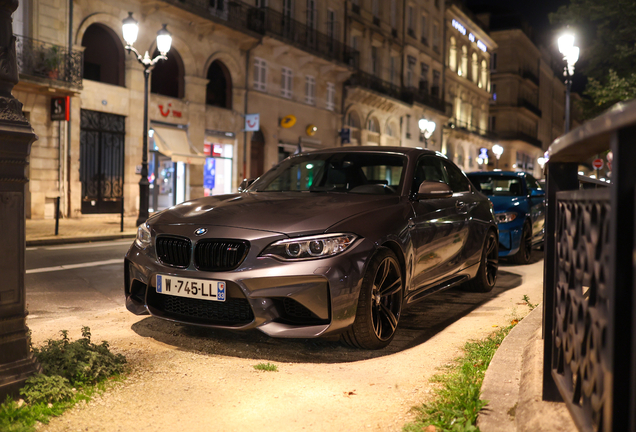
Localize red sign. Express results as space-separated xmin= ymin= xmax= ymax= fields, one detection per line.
xmin=158 ymin=103 xmax=182 ymax=119
xmin=50 ymin=96 xmax=70 ymax=121
xmin=592 ymin=159 xmax=604 ymax=170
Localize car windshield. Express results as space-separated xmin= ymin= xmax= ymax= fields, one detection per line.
xmin=469 ymin=175 xmax=524 ymax=196
xmin=249 ymin=152 xmax=406 ymax=194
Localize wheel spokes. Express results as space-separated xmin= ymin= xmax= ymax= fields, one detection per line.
xmin=370 ymin=257 xmax=403 ymax=341
xmin=380 ymin=277 xmax=402 ymax=296
xmin=379 ymin=303 xmax=398 ymax=332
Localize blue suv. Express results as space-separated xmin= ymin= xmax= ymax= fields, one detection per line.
xmin=467 ymin=171 xmax=545 ymax=264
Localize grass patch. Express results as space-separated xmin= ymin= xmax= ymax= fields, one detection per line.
xmin=253 ymin=362 xmax=278 ymax=372
xmin=0 ymin=327 xmax=127 ymax=432
xmin=522 ymin=295 xmax=538 ymax=311
xmin=403 ymin=323 xmax=517 ymax=432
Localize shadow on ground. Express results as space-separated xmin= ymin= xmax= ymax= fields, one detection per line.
xmin=131 ymin=255 xmax=537 ymax=364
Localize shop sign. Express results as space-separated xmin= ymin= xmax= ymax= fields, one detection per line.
xmin=50 ymin=96 xmax=70 ymax=121
xmin=245 ymin=114 xmax=260 ymax=131
xmin=204 ymin=158 xmax=216 ymax=190
xmin=452 ymin=18 xmax=487 ymax=52
xmin=340 ymin=128 xmax=351 ymax=144
xmin=158 ymin=102 xmax=182 ymax=118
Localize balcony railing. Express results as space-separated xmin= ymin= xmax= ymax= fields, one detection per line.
xmin=497 ymin=130 xmax=542 ymax=147
xmin=164 ymin=0 xmax=358 ymax=68
xmin=15 ymin=35 xmax=83 ymax=88
xmin=449 ymin=117 xmax=497 ymax=140
xmin=347 ymin=71 xmax=447 ymax=113
xmin=522 ymin=69 xmax=539 ymax=85
xmin=518 ymin=97 xmax=542 ymax=117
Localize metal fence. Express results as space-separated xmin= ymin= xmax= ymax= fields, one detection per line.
xmin=543 ymin=100 xmax=636 ymax=432
xmin=15 ymin=35 xmax=83 ymax=88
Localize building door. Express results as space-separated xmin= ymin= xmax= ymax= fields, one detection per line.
xmin=250 ymin=130 xmax=265 ymax=179
xmin=80 ymin=109 xmax=125 ymax=214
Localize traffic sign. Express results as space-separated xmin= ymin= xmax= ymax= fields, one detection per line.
xmin=592 ymin=158 xmax=604 ymax=170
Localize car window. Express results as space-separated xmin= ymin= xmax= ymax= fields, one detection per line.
xmin=525 ymin=174 xmax=542 ymax=191
xmin=251 ymin=153 xmax=406 ymax=194
xmin=468 ymin=175 xmax=524 ymax=196
xmin=441 ymin=160 xmax=471 ymax=193
xmin=412 ymin=156 xmax=448 ymax=193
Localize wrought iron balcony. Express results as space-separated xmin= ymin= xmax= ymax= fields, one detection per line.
xmin=347 ymin=71 xmax=447 ymax=113
xmin=15 ymin=35 xmax=83 ymax=88
xmin=497 ymin=130 xmax=542 ymax=147
xmin=248 ymin=6 xmax=359 ymax=67
xmin=521 ymin=69 xmax=539 ymax=85
xmin=449 ymin=117 xmax=497 ymax=140
xmin=518 ymin=97 xmax=542 ymax=117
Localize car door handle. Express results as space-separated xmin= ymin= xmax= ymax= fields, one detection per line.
xmin=455 ymin=201 xmax=466 ymax=209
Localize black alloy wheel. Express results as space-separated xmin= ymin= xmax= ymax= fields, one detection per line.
xmin=463 ymin=229 xmax=498 ymax=293
xmin=343 ymin=247 xmax=403 ymax=349
xmin=510 ymin=222 xmax=532 ymax=265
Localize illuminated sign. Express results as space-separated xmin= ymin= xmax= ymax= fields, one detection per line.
xmin=452 ymin=19 xmax=488 ymax=52
xmin=452 ymin=19 xmax=466 ymax=35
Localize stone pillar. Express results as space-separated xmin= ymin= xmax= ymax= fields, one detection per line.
xmin=0 ymin=0 xmax=40 ymax=401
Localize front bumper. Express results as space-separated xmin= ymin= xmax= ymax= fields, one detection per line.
xmin=496 ymin=222 xmax=522 ymax=257
xmin=124 ymin=224 xmax=374 ymax=339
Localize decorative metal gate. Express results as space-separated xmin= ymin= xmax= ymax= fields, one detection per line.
xmin=543 ymin=100 xmax=636 ymax=432
xmin=80 ymin=110 xmax=125 ymax=214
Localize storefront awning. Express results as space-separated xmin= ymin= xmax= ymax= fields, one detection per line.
xmin=151 ymin=125 xmax=206 ymax=165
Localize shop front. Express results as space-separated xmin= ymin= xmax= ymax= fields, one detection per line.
xmin=149 ymin=122 xmax=206 ymax=212
xmin=203 ymin=131 xmax=236 ymax=196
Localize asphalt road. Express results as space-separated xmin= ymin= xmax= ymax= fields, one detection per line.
xmin=26 ymin=239 xmax=133 ymax=319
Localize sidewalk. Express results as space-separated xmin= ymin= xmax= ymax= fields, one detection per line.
xmin=478 ymin=304 xmax=577 ymax=432
xmin=26 ymin=214 xmax=137 ymax=246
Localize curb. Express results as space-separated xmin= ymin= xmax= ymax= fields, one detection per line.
xmin=26 ymin=234 xmax=136 ymax=247
xmin=477 ymin=304 xmax=543 ymax=432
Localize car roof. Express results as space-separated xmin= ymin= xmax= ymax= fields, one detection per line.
xmin=467 ymin=171 xmax=528 ymax=177
xmin=298 ymin=146 xmax=442 ymax=158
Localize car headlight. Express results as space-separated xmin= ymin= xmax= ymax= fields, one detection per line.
xmin=495 ymin=212 xmax=517 ymax=224
xmin=134 ymin=223 xmax=152 ymax=248
xmin=260 ymin=233 xmax=357 ymax=261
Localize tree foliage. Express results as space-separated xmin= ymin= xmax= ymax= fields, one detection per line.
xmin=550 ymin=0 xmax=636 ymax=118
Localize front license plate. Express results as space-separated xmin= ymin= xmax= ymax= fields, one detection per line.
xmin=156 ymin=274 xmax=226 ymax=302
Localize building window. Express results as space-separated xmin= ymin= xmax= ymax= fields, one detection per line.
xmin=432 ymin=22 xmax=439 ymax=50
xmin=81 ymin=23 xmax=125 ymax=87
xmin=151 ymin=48 xmax=185 ymax=98
xmin=206 ymin=60 xmax=232 ymax=109
xmin=326 ymin=82 xmax=335 ymax=111
xmin=408 ymin=6 xmax=414 ymax=34
xmin=305 ymin=75 xmax=316 ymax=105
xmin=421 ymin=15 xmax=427 ymax=44
xmin=254 ymin=57 xmax=267 ymax=91
xmin=367 ymin=117 xmax=380 ymax=133
xmin=372 ymin=0 xmax=380 ymax=17
xmin=491 ymin=53 xmax=497 ymax=71
xmin=480 ymin=59 xmax=488 ymax=89
xmin=347 ymin=111 xmax=361 ymax=128
xmin=460 ymin=46 xmax=468 ymax=77
xmin=306 ymin=0 xmax=317 ymax=30
xmin=406 ymin=114 xmax=411 ymax=139
xmin=255 ymin=0 xmax=267 ymax=7
xmin=419 ymin=63 xmax=429 ymax=92
xmin=326 ymin=8 xmax=336 ymax=39
xmin=390 ymin=0 xmax=397 ymax=29
xmin=491 ymin=83 xmax=497 ymax=102
xmin=472 ymin=52 xmax=479 ymax=84
xmin=371 ymin=46 xmax=379 ymax=75
xmin=352 ymin=35 xmax=360 ymax=51
xmin=281 ymin=67 xmax=293 ymax=99
xmin=390 ymin=56 xmax=397 ymax=84
xmin=489 ymin=116 xmax=496 ymax=132
xmin=449 ymin=37 xmax=457 ymax=71
xmin=432 ymin=70 xmax=440 ymax=96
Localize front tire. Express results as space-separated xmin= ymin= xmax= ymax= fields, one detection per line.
xmin=510 ymin=222 xmax=532 ymax=265
xmin=464 ymin=229 xmax=498 ymax=293
xmin=343 ymin=247 xmax=403 ymax=350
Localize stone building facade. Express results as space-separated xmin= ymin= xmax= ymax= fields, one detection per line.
xmin=442 ymin=1 xmax=496 ymax=173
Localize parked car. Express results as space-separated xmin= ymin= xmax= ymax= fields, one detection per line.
xmin=466 ymin=171 xmax=545 ymax=264
xmin=125 ymin=147 xmax=498 ymax=349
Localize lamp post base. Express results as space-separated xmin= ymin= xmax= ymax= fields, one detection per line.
xmin=0 ymin=313 xmax=40 ymax=401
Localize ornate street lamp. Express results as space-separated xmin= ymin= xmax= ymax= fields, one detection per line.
xmin=492 ymin=144 xmax=504 ymax=169
xmin=558 ymin=32 xmax=579 ymax=133
xmin=418 ymin=118 xmax=436 ymax=148
xmin=122 ymin=12 xmax=172 ymax=226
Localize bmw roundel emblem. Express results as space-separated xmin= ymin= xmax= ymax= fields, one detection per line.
xmin=194 ymin=227 xmax=208 ymax=236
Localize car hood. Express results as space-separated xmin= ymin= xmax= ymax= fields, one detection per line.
xmin=486 ymin=195 xmax=525 ymax=213
xmin=149 ymin=192 xmax=399 ymax=235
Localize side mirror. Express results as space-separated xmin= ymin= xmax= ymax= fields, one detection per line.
xmin=238 ymin=178 xmax=256 ymax=192
xmin=530 ymin=188 xmax=545 ymax=197
xmin=415 ymin=181 xmax=453 ymax=199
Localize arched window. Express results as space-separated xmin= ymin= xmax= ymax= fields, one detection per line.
xmin=367 ymin=117 xmax=380 ymax=133
xmin=81 ymin=24 xmax=125 ymax=86
xmin=206 ymin=60 xmax=232 ymax=109
xmin=151 ymin=48 xmax=185 ymax=99
xmin=347 ymin=111 xmax=361 ymax=128
xmin=480 ymin=59 xmax=488 ymax=90
xmin=471 ymin=52 xmax=479 ymax=84
xmin=460 ymin=46 xmax=468 ymax=77
xmin=449 ymin=37 xmax=457 ymax=72
xmin=386 ymin=122 xmax=397 ymax=137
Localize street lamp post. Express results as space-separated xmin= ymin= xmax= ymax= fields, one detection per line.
xmin=558 ymin=32 xmax=579 ymax=134
xmin=418 ymin=118 xmax=436 ymax=149
xmin=492 ymin=144 xmax=504 ymax=169
xmin=122 ymin=12 xmax=172 ymax=227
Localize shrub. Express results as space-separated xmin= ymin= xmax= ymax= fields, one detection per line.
xmin=20 ymin=374 xmax=74 ymax=405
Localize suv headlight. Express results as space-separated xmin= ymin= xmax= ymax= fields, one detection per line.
xmin=261 ymin=233 xmax=357 ymax=261
xmin=495 ymin=212 xmax=517 ymax=224
xmin=134 ymin=223 xmax=152 ymax=248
